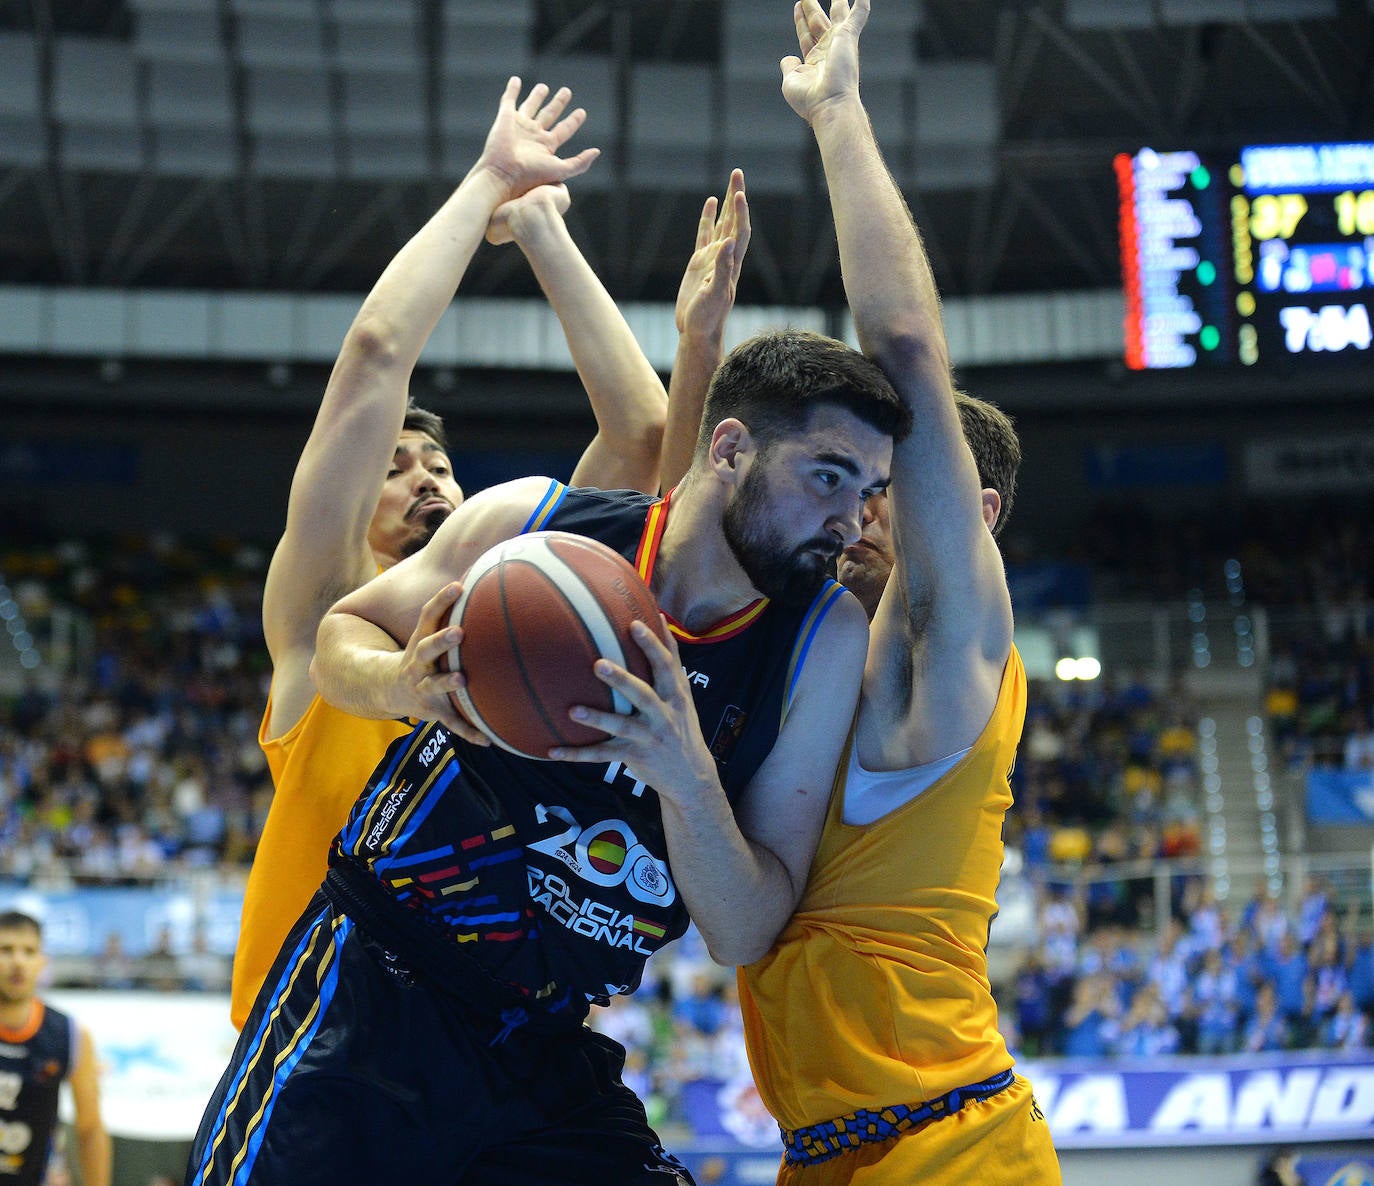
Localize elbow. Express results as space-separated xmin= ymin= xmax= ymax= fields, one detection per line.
xmin=635 ymin=414 xmax=666 ymax=469
xmin=342 ymin=314 xmax=405 ymax=372
xmin=705 ymin=927 xmax=779 ymax=970
xmin=608 ymin=397 xmax=666 ymax=459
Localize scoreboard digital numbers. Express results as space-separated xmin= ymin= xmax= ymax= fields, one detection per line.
xmin=1116 ymin=142 xmax=1374 ymax=369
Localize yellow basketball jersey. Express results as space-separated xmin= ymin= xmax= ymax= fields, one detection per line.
xmin=230 ymin=690 xmax=410 ymax=1028
xmin=738 ymin=648 xmax=1026 ymax=1132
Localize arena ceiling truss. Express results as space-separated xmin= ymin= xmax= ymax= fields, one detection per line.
xmin=0 ymin=0 xmax=1369 ymax=310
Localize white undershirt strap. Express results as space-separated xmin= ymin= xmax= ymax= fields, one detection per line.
xmin=841 ymin=740 xmax=972 ymax=826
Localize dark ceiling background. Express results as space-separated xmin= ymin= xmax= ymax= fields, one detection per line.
xmin=0 ymin=0 xmax=1369 ymax=310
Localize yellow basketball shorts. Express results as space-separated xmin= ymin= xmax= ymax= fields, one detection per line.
xmin=775 ymin=1076 xmax=1061 ymax=1186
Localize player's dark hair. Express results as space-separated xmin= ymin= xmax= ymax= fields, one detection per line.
xmin=0 ymin=910 xmax=42 ymax=936
xmin=403 ymin=401 xmax=448 ymax=451
xmin=695 ymin=329 xmax=912 ymax=457
xmin=955 ymin=390 xmax=1020 ymax=537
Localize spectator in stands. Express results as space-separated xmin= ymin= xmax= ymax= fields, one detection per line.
xmin=672 ymin=970 xmax=727 ymax=1038
xmin=1308 ymin=925 xmax=1349 ymax=1029
xmin=1245 ymin=889 xmax=1291 ymax=957
xmin=1341 ymin=707 xmax=1374 ymax=770
xmin=1268 ymin=931 xmax=1312 ymax=1044
xmin=139 ymin=925 xmax=182 ymax=992
xmin=1190 ymin=947 xmax=1242 ymax=1055
xmin=1113 ymin=982 xmax=1181 ymax=1058
xmin=1347 ymin=922 xmax=1374 ymax=1018
xmin=1012 ymin=950 xmax=1055 ymax=1057
xmin=1061 ymin=971 xmax=1122 ymax=1058
xmin=1296 ymin=876 xmax=1334 ymax=946
xmin=1229 ymin=928 xmax=1268 ymax=1029
xmin=1321 ymin=991 xmax=1369 ymax=1051
xmin=1242 ymin=983 xmax=1291 ymax=1053
xmin=93 ymin=933 xmax=136 ymax=991
xmin=1145 ymin=919 xmax=1191 ymax=1023
xmin=177 ymin=930 xmax=230 ymax=994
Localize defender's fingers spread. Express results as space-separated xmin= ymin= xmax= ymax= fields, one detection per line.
xmin=560 ymin=147 xmax=600 ymax=178
xmin=519 ymin=82 xmax=550 ymax=117
xmin=539 ymin=86 xmax=572 ymax=126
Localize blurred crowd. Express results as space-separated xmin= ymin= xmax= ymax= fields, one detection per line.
xmin=0 ymin=533 xmax=271 ymax=884
xmin=1003 ymin=876 xmax=1373 ymax=1060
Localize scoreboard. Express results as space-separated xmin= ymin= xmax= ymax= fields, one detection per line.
xmin=1116 ymin=142 xmax=1374 ymax=370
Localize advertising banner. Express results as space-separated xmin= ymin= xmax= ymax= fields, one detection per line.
xmin=680 ymin=1052 xmax=1374 ymax=1157
xmin=1306 ymin=768 xmax=1374 ymax=825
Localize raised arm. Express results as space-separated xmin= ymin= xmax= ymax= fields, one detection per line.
xmin=785 ymin=0 xmax=1011 ymax=762
xmin=489 ymin=187 xmax=667 ymax=495
xmin=660 ymin=170 xmax=751 ymax=492
xmin=262 ymin=77 xmax=598 ymax=736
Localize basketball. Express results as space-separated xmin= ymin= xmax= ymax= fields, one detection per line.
xmin=443 ymin=530 xmax=668 ymax=759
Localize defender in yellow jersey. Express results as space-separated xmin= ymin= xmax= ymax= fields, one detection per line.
xmin=232 ymin=74 xmax=673 ymax=1028
xmin=733 ymin=2 xmax=1061 ymax=1180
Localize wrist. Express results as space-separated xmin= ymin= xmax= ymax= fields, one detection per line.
xmin=676 ymin=325 xmax=725 ymax=350
xmin=508 ymin=202 xmax=567 ymax=250
xmin=465 ymin=159 xmax=520 ymax=205
xmin=807 ymin=91 xmax=865 ymax=137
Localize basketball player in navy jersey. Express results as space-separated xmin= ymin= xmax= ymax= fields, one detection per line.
xmin=0 ymin=912 xmax=110 ymax=1186
xmin=234 ymin=74 xmax=676 ymax=1030
xmin=184 ymin=328 xmax=908 ymax=1186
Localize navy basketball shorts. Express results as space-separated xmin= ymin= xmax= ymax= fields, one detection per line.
xmin=184 ymin=892 xmax=694 ymax=1186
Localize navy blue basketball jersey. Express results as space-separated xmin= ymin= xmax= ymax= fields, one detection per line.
xmin=331 ymin=482 xmax=849 ymax=1023
xmin=0 ymin=1001 xmax=74 ymax=1186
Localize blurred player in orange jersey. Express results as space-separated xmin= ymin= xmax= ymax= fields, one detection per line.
xmin=0 ymin=911 xmax=110 ymax=1186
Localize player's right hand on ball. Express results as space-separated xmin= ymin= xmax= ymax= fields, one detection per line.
xmin=399 ymin=582 xmax=490 ymax=745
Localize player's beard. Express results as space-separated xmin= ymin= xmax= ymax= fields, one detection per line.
xmin=399 ymin=505 xmax=452 ymax=558
xmin=723 ymin=460 xmax=838 ymax=606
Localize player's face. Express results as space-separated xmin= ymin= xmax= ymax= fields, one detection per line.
xmin=0 ymin=926 xmax=45 ymax=1006
xmin=837 ymin=491 xmax=894 ymax=620
xmin=724 ymin=405 xmax=891 ymax=606
xmin=368 ymin=431 xmax=465 ymax=567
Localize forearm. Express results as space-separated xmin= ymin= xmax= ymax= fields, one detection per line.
xmin=660 ymin=328 xmax=723 ymax=492
xmin=811 ymin=97 xmax=947 ymax=374
xmin=311 ymin=612 xmax=411 ymax=721
xmin=658 ymin=780 xmax=798 ymax=967
xmin=516 ymin=210 xmax=666 ymax=488
xmin=347 ymin=167 xmax=509 ymax=373
xmin=75 ymin=1125 xmax=112 ymax=1186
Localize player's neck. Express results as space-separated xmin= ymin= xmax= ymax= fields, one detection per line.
xmin=652 ymin=484 xmax=761 ymax=633
xmin=0 ymin=997 xmax=38 ymax=1032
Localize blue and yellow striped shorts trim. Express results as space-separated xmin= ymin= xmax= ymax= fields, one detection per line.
xmin=189 ymin=906 xmax=352 ymax=1186
xmin=781 ymin=1068 xmax=1017 ymax=1166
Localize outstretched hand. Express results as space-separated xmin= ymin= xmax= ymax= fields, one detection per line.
xmin=476 ymin=77 xmax=600 ymax=202
xmin=676 ymin=169 xmax=750 ymax=339
xmin=780 ymin=0 xmax=870 ymax=123
xmin=486 ymin=183 xmax=572 ymax=246
xmin=392 ymin=582 xmax=491 ymax=745
xmin=551 ymin=620 xmax=718 ymax=806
